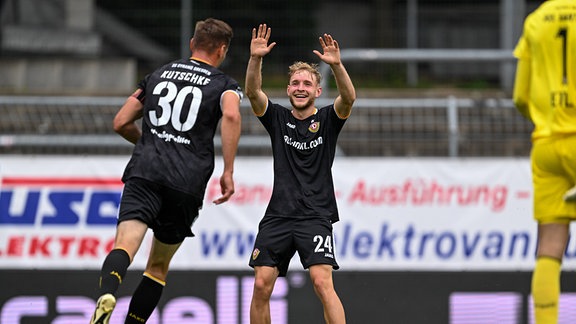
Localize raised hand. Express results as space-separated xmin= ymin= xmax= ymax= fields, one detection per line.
xmin=313 ymin=34 xmax=341 ymax=65
xmin=250 ymin=23 xmax=276 ymax=58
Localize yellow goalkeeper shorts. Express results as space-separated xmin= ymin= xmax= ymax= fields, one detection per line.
xmin=531 ymin=135 xmax=576 ymax=223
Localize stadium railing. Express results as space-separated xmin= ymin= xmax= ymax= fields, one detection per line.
xmin=0 ymin=95 xmax=531 ymax=157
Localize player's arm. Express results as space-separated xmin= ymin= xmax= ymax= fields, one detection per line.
xmin=113 ymin=89 xmax=144 ymax=144
xmin=313 ymin=34 xmax=356 ymax=119
xmin=330 ymin=60 xmax=356 ymax=119
xmin=213 ymin=90 xmax=242 ymax=205
xmin=245 ymin=23 xmax=276 ymax=117
xmin=513 ymin=58 xmax=531 ymax=120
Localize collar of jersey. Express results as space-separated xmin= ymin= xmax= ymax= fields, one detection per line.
xmin=190 ymin=57 xmax=211 ymax=65
xmin=292 ymin=108 xmax=318 ymax=120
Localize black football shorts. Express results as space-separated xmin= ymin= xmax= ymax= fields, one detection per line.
xmin=249 ymin=216 xmax=340 ymax=276
xmin=118 ymin=178 xmax=202 ymax=244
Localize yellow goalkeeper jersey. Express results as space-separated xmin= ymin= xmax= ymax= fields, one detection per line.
xmin=514 ymin=0 xmax=576 ymax=140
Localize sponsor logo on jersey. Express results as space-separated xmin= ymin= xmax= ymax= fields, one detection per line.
xmin=283 ymin=135 xmax=324 ymax=151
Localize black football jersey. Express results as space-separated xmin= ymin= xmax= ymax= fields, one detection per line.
xmin=122 ymin=58 xmax=242 ymax=198
xmin=258 ymin=101 xmax=346 ymax=223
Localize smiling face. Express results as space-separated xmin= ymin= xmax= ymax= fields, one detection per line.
xmin=287 ymin=70 xmax=322 ymax=110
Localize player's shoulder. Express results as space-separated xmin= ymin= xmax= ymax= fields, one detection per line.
xmin=317 ymin=104 xmax=337 ymax=116
xmin=266 ymin=99 xmax=286 ymax=110
xmin=534 ymin=0 xmax=575 ymax=15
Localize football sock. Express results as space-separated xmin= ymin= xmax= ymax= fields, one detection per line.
xmin=532 ymin=256 xmax=561 ymax=324
xmin=125 ymin=272 xmax=165 ymax=323
xmin=98 ymin=248 xmax=131 ymax=295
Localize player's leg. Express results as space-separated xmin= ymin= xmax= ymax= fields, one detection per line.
xmin=125 ymin=185 xmax=200 ymax=323
xmin=91 ymin=178 xmax=162 ymax=324
xmin=125 ymin=237 xmax=182 ymax=323
xmin=530 ymin=138 xmax=576 ymax=323
xmin=250 ymin=265 xmax=280 ymax=324
xmin=295 ymin=218 xmax=344 ymax=323
xmin=99 ymin=220 xmax=148 ymax=293
xmin=249 ymin=217 xmax=293 ymax=324
xmin=90 ymin=219 xmax=148 ymax=324
xmin=309 ymin=264 xmax=346 ymax=324
xmin=532 ymin=222 xmax=569 ymax=324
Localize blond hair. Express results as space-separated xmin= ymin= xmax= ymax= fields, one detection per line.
xmin=288 ymin=61 xmax=322 ymax=85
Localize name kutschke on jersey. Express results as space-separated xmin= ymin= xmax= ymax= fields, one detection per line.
xmin=161 ymin=63 xmax=212 ymax=85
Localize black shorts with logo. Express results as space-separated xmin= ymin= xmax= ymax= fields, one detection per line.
xmin=249 ymin=216 xmax=340 ymax=277
xmin=118 ymin=178 xmax=202 ymax=244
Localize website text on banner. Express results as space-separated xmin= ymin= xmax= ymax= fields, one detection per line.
xmin=0 ymin=156 xmax=560 ymax=271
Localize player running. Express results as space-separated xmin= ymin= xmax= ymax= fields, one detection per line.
xmin=89 ymin=18 xmax=242 ymax=324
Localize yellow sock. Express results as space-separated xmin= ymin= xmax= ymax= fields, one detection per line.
xmin=532 ymin=257 xmax=561 ymax=324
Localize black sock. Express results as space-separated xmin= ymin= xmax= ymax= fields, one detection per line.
xmin=125 ymin=275 xmax=165 ymax=323
xmin=98 ymin=248 xmax=131 ymax=295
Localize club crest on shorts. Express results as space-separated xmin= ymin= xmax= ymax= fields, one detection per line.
xmin=252 ymin=248 xmax=260 ymax=260
xmin=308 ymin=121 xmax=320 ymax=133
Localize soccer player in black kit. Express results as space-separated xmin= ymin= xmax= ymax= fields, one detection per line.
xmin=245 ymin=24 xmax=356 ymax=324
xmin=89 ymin=18 xmax=242 ymax=324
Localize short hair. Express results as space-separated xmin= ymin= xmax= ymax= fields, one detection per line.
xmin=288 ymin=61 xmax=322 ymax=85
xmin=191 ymin=18 xmax=233 ymax=52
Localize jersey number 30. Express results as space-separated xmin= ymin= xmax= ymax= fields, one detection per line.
xmin=150 ymin=81 xmax=202 ymax=132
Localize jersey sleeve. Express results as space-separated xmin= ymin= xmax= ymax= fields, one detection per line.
xmin=134 ymin=74 xmax=151 ymax=104
xmin=221 ymin=85 xmax=243 ymax=102
xmin=257 ymin=99 xmax=278 ymax=134
xmin=513 ymin=36 xmax=530 ymax=60
xmin=219 ymin=77 xmax=243 ymax=107
xmin=328 ymin=104 xmax=347 ymax=134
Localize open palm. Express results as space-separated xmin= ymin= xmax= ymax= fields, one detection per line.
xmin=250 ymin=24 xmax=276 ymax=58
xmin=313 ymin=34 xmax=341 ymax=65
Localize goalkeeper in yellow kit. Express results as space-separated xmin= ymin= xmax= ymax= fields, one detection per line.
xmin=513 ymin=0 xmax=576 ymax=323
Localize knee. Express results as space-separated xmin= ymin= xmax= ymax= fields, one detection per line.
xmin=309 ymin=267 xmax=336 ymax=298
xmin=311 ymin=275 xmax=333 ymax=295
xmin=253 ymin=277 xmax=274 ymax=299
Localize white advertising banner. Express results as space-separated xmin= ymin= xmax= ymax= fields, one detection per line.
xmin=1 ymin=155 xmax=574 ymax=271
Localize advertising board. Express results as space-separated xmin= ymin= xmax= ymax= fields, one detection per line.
xmin=1 ymin=270 xmax=576 ymax=324
xmin=0 ymin=156 xmax=557 ymax=271
xmin=4 ymin=156 xmax=576 ymax=323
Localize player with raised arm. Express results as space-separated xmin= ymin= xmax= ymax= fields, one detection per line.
xmin=245 ymin=23 xmax=355 ymax=324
